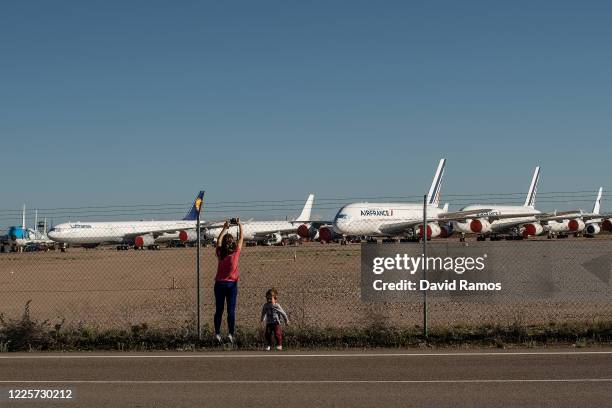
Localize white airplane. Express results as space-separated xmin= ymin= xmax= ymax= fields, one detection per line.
xmin=544 ymin=187 xmax=608 ymax=237
xmin=331 ymin=159 xmax=517 ymax=239
xmin=453 ymin=167 xmax=544 ymax=240
xmin=7 ymin=206 xmax=55 ymax=251
xmin=47 ymin=191 xmax=205 ymax=250
xmin=197 ymin=194 xmax=316 ymax=246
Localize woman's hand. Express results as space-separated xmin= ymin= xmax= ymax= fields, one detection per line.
xmin=223 ymin=220 xmax=230 ymax=229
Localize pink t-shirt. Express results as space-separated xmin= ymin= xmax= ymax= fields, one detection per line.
xmin=215 ymin=248 xmax=240 ymax=282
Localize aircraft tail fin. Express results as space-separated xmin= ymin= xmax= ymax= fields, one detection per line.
xmin=426 ymin=159 xmax=446 ymax=207
xmin=295 ymin=194 xmax=315 ymax=222
xmin=593 ymin=187 xmax=603 ymax=215
xmin=523 ymin=166 xmax=540 ymax=208
xmin=442 ymin=203 xmax=449 ymax=212
xmin=183 ymin=191 xmax=205 ymax=220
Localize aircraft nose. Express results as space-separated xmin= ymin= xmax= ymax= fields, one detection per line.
xmin=333 ymin=218 xmax=348 ymax=234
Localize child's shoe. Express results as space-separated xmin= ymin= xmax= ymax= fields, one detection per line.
xmin=275 ymin=345 xmax=283 ymax=351
xmin=265 ymin=346 xmax=271 ymax=351
xmin=227 ymin=334 xmax=235 ymax=344
xmin=213 ymin=334 xmax=222 ymax=343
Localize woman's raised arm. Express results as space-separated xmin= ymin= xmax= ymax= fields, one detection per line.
xmin=237 ymin=220 xmax=244 ymax=250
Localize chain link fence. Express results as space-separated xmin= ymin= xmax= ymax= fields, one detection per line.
xmin=1 ymin=222 xmax=611 ymax=334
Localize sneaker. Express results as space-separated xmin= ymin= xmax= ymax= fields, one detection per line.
xmin=275 ymin=345 xmax=283 ymax=351
xmin=227 ymin=334 xmax=235 ymax=344
xmin=265 ymin=346 xmax=271 ymax=351
xmin=213 ymin=334 xmax=222 ymax=343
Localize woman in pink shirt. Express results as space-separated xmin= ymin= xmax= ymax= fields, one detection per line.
xmin=213 ymin=219 xmax=244 ymax=344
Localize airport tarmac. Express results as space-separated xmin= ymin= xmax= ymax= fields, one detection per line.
xmin=0 ymin=349 xmax=610 ymax=407
xmin=0 ymin=239 xmax=611 ymax=330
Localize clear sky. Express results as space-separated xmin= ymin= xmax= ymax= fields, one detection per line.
xmin=1 ymin=1 xmax=610 ymax=224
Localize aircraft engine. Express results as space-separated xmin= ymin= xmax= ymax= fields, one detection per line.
xmin=602 ymin=219 xmax=612 ymax=231
xmin=468 ymin=219 xmax=492 ymax=234
xmin=266 ymin=232 xmax=283 ymax=246
xmin=417 ymin=223 xmax=441 ymax=239
xmin=134 ymin=234 xmax=155 ymax=248
xmin=545 ymin=220 xmax=567 ymax=233
xmin=585 ymin=223 xmax=601 ymax=235
xmin=440 ymin=223 xmax=453 ymax=238
xmin=179 ymin=230 xmax=198 ymax=243
xmin=567 ymin=219 xmax=585 ymax=232
xmin=297 ymin=224 xmax=318 ymax=239
xmin=318 ymin=226 xmax=338 ymax=243
xmin=521 ymin=223 xmax=543 ymax=237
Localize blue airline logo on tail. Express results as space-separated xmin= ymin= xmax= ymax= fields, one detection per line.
xmin=183 ymin=191 xmax=205 ymax=220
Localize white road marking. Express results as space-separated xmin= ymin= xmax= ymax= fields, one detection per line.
xmin=0 ymin=351 xmax=610 ymax=359
xmin=0 ymin=379 xmax=610 ymax=384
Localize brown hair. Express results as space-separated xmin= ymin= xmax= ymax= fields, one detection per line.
xmin=219 ymin=233 xmax=236 ymax=260
xmin=265 ymin=287 xmax=278 ymax=302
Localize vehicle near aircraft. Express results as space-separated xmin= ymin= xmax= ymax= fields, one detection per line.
xmin=452 ymin=167 xmax=545 ymax=241
xmin=544 ymin=187 xmax=608 ymax=238
xmin=331 ymin=159 xmax=522 ymax=239
xmin=47 ymin=191 xmax=205 ymax=251
xmin=195 ymin=194 xmax=317 ymax=246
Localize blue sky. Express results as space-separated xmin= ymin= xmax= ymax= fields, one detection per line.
xmin=1 ymin=1 xmax=610 ymax=223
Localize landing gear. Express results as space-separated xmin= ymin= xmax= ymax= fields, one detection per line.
xmin=116 ymin=245 xmax=130 ymax=250
xmin=476 ymin=235 xmax=486 ymax=241
xmin=459 ymin=233 xmax=466 ymax=243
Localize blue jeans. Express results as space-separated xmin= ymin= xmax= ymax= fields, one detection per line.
xmin=214 ymin=281 xmax=238 ymax=335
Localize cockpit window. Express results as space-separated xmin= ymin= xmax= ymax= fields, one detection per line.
xmin=336 ymin=214 xmax=350 ymax=220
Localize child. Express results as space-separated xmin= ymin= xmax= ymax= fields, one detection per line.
xmin=261 ymin=288 xmax=289 ymax=351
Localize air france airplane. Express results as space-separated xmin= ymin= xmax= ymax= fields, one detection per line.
xmin=47 ymin=191 xmax=205 ymax=250
xmin=199 ymin=194 xmax=317 ymax=246
xmin=331 ymin=159 xmax=516 ymax=239
xmin=545 ymin=187 xmax=609 ymax=237
xmin=453 ymin=167 xmax=544 ymax=240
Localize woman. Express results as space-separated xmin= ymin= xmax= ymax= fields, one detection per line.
xmin=213 ymin=219 xmax=244 ymax=344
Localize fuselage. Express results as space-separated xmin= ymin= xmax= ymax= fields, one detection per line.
xmin=47 ymin=220 xmax=197 ymax=245
xmin=332 ymin=203 xmax=445 ymax=236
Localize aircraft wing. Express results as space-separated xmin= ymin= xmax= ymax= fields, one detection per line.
xmin=378 ymin=220 xmax=425 ymax=236
xmin=123 ymin=226 xmax=208 ymax=241
xmin=251 ymin=227 xmax=301 ymax=238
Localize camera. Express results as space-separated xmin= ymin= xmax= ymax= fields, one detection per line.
xmin=229 ymin=217 xmax=240 ymax=225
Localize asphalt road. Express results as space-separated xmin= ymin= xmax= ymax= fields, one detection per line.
xmin=0 ymin=349 xmax=610 ymax=407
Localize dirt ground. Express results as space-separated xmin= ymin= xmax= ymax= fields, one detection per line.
xmin=0 ymin=237 xmax=611 ymax=331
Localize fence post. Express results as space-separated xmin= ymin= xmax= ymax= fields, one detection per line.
xmin=196 ymin=210 xmax=201 ymax=341
xmin=422 ymin=194 xmax=428 ymax=338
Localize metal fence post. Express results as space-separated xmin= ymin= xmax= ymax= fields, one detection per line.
xmin=422 ymin=194 xmax=428 ymax=338
xmin=196 ymin=209 xmax=202 ymax=340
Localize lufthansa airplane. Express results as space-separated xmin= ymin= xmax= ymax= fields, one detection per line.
xmin=47 ymin=191 xmax=205 ymax=250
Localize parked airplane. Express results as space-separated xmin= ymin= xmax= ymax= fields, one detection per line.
xmin=47 ymin=191 xmax=205 ymax=250
xmin=331 ymin=159 xmax=522 ymax=239
xmin=544 ymin=187 xmax=607 ymax=238
xmin=196 ymin=194 xmax=317 ymax=246
xmin=6 ymin=206 xmax=55 ymax=251
xmin=452 ymin=167 xmax=544 ymax=240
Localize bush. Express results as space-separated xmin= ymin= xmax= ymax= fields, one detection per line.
xmin=0 ymin=301 xmax=61 ymax=351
